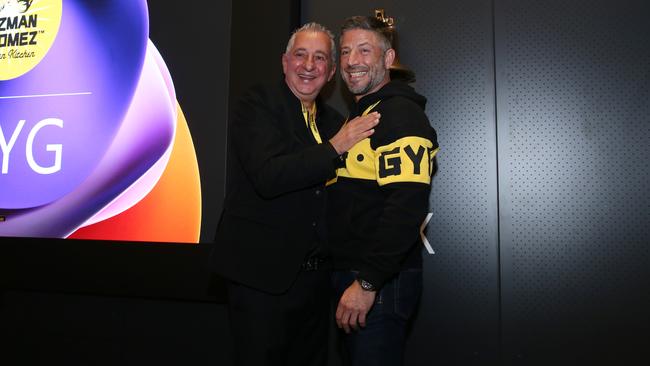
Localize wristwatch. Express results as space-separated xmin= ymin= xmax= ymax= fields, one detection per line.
xmin=357 ymin=277 xmax=376 ymax=292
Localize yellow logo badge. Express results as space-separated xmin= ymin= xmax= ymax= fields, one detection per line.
xmin=0 ymin=0 xmax=62 ymax=80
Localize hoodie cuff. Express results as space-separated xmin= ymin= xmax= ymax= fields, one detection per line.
xmin=357 ymin=269 xmax=391 ymax=290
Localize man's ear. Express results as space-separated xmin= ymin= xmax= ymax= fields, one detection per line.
xmin=384 ymin=48 xmax=396 ymax=69
xmin=327 ymin=63 xmax=336 ymax=82
xmin=281 ymin=53 xmax=288 ymax=74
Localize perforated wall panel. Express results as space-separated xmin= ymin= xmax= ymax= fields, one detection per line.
xmin=495 ymin=0 xmax=650 ymax=362
xmin=398 ymin=1 xmax=500 ymax=364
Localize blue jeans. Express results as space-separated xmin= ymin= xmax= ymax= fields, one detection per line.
xmin=331 ymin=269 xmax=423 ymax=366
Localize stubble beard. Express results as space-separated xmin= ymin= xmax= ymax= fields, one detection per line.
xmin=344 ymin=66 xmax=387 ymax=97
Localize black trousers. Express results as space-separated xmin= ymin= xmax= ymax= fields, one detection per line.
xmin=227 ymin=269 xmax=330 ymax=366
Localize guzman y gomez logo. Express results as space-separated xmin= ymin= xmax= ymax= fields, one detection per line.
xmin=0 ymin=0 xmax=62 ymax=80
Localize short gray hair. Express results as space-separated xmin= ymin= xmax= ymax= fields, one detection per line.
xmin=285 ymin=22 xmax=337 ymax=66
xmin=340 ymin=16 xmax=392 ymax=53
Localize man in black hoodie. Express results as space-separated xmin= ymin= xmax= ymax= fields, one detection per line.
xmin=328 ymin=16 xmax=439 ymax=365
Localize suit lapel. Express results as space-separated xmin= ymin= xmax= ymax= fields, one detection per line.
xmin=280 ymin=83 xmax=315 ymax=145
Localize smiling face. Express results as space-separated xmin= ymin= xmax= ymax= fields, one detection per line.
xmin=282 ymin=31 xmax=335 ymax=107
xmin=340 ymin=28 xmax=395 ymax=101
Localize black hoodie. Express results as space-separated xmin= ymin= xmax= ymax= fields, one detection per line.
xmin=326 ymin=80 xmax=439 ymax=289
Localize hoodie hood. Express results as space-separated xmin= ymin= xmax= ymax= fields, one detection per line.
xmin=355 ymin=80 xmax=427 ymax=113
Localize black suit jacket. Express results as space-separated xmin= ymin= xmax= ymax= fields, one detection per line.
xmin=210 ymin=81 xmax=342 ymax=294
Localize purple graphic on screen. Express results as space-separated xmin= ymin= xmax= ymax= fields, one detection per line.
xmin=0 ymin=0 xmax=180 ymax=238
xmin=0 ymin=0 xmax=148 ymax=208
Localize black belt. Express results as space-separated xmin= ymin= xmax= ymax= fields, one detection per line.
xmin=300 ymin=256 xmax=328 ymax=271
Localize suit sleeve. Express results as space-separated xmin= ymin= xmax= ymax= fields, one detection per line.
xmin=230 ymin=89 xmax=340 ymax=199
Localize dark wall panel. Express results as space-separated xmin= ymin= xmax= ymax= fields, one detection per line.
xmin=148 ymin=1 xmax=231 ymax=242
xmin=495 ymin=0 xmax=650 ymax=363
xmin=398 ymin=2 xmax=500 ymax=364
xmin=2 ymin=291 xmax=233 ymax=366
xmin=302 ymin=1 xmax=500 ymax=364
xmin=228 ymin=0 xmax=300 ymax=106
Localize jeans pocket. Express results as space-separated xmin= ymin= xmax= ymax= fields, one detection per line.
xmin=394 ymin=269 xmax=423 ymax=320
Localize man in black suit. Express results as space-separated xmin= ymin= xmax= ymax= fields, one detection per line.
xmin=210 ymin=22 xmax=380 ymax=366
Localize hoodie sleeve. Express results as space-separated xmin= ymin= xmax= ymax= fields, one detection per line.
xmin=357 ymin=98 xmax=439 ymax=288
